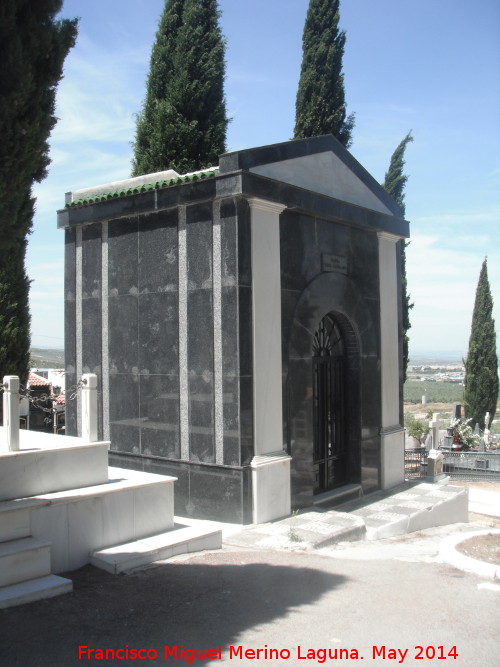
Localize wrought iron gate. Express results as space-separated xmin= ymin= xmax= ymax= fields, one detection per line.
xmin=312 ymin=314 xmax=346 ymax=492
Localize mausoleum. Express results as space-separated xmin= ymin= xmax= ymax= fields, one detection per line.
xmin=59 ymin=135 xmax=409 ymax=524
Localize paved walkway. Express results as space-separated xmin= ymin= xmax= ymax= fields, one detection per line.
xmin=184 ymin=480 xmax=470 ymax=551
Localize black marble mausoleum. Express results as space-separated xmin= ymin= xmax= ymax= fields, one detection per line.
xmin=59 ymin=135 xmax=409 ymax=523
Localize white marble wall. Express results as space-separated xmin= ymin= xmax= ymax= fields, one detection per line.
xmin=0 ymin=431 xmax=109 ymax=502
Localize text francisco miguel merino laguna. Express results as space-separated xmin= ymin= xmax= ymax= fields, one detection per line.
xmin=78 ymin=644 xmax=459 ymax=663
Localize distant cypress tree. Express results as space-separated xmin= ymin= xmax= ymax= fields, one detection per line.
xmin=132 ymin=0 xmax=228 ymax=176
xmin=464 ymin=259 xmax=499 ymax=430
xmin=382 ymin=132 xmax=414 ymax=382
xmin=294 ymin=0 xmax=354 ymax=147
xmin=0 ymin=1 xmax=77 ymax=394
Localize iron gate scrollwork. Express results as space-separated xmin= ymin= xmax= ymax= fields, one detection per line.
xmin=312 ymin=314 xmax=347 ymax=492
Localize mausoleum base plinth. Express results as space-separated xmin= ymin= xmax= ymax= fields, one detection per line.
xmin=250 ymin=452 xmax=291 ymax=524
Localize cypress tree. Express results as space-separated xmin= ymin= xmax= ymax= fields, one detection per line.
xmin=132 ymin=0 xmax=228 ymax=177
xmin=464 ymin=259 xmax=499 ymax=430
xmin=294 ymin=0 xmax=355 ymax=147
xmin=0 ymin=1 xmax=77 ymax=395
xmin=382 ymin=132 xmax=414 ymax=382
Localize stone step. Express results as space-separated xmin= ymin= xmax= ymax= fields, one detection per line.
xmin=0 ymin=574 xmax=73 ymax=610
xmin=0 ymin=435 xmax=110 ymax=502
xmin=0 ymin=498 xmax=48 ymax=544
xmin=0 ymin=537 xmax=51 ymax=587
xmin=313 ymin=484 xmax=363 ymax=509
xmin=29 ymin=467 xmax=177 ymax=573
xmin=91 ymin=524 xmax=222 ymax=574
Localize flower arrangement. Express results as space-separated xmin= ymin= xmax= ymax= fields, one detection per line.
xmin=449 ymin=418 xmax=481 ymax=450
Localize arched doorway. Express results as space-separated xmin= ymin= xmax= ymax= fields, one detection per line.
xmin=312 ymin=313 xmax=347 ymax=492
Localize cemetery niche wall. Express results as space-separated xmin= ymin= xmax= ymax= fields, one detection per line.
xmin=59 ymin=135 xmax=409 ymax=524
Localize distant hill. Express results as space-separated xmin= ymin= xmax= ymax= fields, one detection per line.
xmin=30 ymin=348 xmax=65 ymax=368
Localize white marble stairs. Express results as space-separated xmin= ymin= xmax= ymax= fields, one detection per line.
xmin=0 ymin=431 xmax=223 ymax=608
xmin=0 ymin=501 xmax=72 ymax=610
xmin=91 ymin=523 xmax=222 ymax=574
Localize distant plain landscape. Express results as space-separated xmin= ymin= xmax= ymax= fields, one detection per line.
xmin=29 ymin=347 xmax=498 ymax=428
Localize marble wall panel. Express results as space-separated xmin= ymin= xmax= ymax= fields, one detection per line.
xmin=221 ymin=286 xmax=238 ymax=376
xmin=360 ymin=435 xmax=381 ymax=494
xmin=141 ymin=457 xmax=190 ymax=516
xmin=222 ymin=375 xmax=240 ymax=466
xmin=236 ymin=198 xmax=252 ymax=287
xmin=220 ymin=201 xmax=237 ymax=286
xmin=237 ymin=286 xmax=253 ymax=377
xmin=82 ymin=224 xmax=102 ymax=299
xmin=138 ymin=209 xmax=178 ymax=293
xmin=82 ymin=298 xmax=102 ymax=376
xmin=280 ymin=211 xmax=320 ymax=291
xmin=188 ymin=374 xmax=214 ymax=463
xmin=64 ymin=229 xmax=77 ymax=436
xmin=108 ymin=373 xmax=140 ymax=454
xmin=186 ymin=203 xmax=213 ymax=290
xmin=239 ymin=376 xmax=254 ymax=465
xmin=315 ymin=217 xmax=350 ymax=263
xmin=108 ymin=217 xmax=138 ymax=296
xmin=360 ymin=355 xmax=382 ymax=427
xmin=187 ymin=289 xmax=213 ymax=374
xmin=188 ymin=464 xmax=247 ymax=522
xmin=140 ymin=374 xmax=180 ymax=459
xmin=108 ymin=294 xmax=138 ymax=374
xmin=138 ymin=291 xmax=178 ymax=375
xmin=348 ymin=228 xmax=379 ymax=299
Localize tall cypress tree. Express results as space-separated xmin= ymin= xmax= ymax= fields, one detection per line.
xmin=0 ymin=1 xmax=77 ymax=394
xmin=382 ymin=132 xmax=414 ymax=382
xmin=464 ymin=259 xmax=499 ymax=430
xmin=294 ymin=0 xmax=354 ymax=147
xmin=132 ymin=0 xmax=228 ymax=177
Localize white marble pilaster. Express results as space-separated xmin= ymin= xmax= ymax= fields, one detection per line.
xmin=378 ymin=231 xmax=405 ymax=489
xmin=247 ymin=198 xmax=291 ymax=522
xmin=212 ymin=200 xmax=224 ymax=464
xmin=248 ymin=198 xmax=285 ymax=456
xmin=2 ymin=376 xmax=20 ymax=452
xmin=178 ymin=206 xmax=189 ymax=460
xmin=81 ymin=373 xmax=98 ymax=443
xmin=75 ymin=227 xmax=83 ymax=437
xmin=101 ymin=221 xmax=110 ymax=441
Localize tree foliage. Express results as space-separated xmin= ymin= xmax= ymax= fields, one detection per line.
xmin=0 ymin=0 xmax=77 ymax=388
xmin=464 ymin=259 xmax=499 ymax=429
xmin=132 ymin=0 xmax=228 ymax=177
xmin=294 ymin=0 xmax=354 ymax=147
xmin=382 ymin=132 xmax=414 ymax=383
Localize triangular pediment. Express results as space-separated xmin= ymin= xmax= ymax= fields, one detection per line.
xmin=219 ymin=135 xmax=402 ymax=218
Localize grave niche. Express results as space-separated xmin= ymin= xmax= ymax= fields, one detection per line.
xmin=59 ymin=135 xmax=409 ymax=524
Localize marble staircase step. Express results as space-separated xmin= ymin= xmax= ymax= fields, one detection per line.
xmin=0 ymin=437 xmax=110 ymax=502
xmin=0 ymin=498 xmax=48 ymax=544
xmin=0 ymin=574 xmax=73 ymax=610
xmin=0 ymin=537 xmax=51 ymax=588
xmin=91 ymin=523 xmax=222 ymax=574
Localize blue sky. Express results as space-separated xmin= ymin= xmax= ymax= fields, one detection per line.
xmin=28 ymin=0 xmax=499 ymax=358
